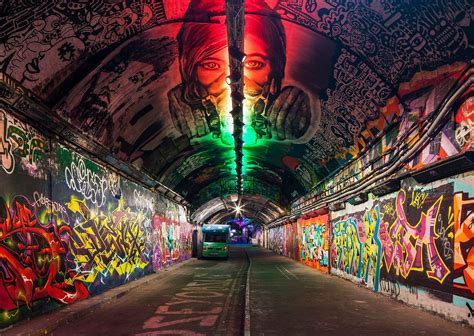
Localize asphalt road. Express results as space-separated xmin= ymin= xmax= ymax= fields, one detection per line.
xmin=248 ymin=248 xmax=472 ymax=336
xmin=4 ymin=246 xmax=473 ymax=335
xmin=50 ymin=247 xmax=248 ymax=336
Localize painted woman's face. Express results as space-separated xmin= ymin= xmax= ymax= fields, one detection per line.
xmin=196 ymin=47 xmax=229 ymax=98
xmin=195 ymin=23 xmax=273 ymax=100
xmin=244 ymin=33 xmax=272 ymax=97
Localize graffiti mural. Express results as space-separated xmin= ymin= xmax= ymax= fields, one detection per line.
xmin=359 ymin=206 xmax=382 ymax=290
xmin=152 ymin=214 xmax=191 ymax=269
xmin=64 ymin=157 xmax=109 ymax=208
xmin=0 ymin=107 xmax=61 ymax=327
xmin=331 ymin=217 xmax=362 ymax=280
xmin=0 ymin=109 xmax=81 ymax=326
xmin=64 ymin=196 xmax=151 ymax=289
xmin=452 ymin=175 xmax=474 ymax=316
xmin=268 ymin=215 xmax=329 ymax=272
xmin=0 ymin=107 xmax=49 ymax=179
xmin=330 ymin=185 xmax=453 ymax=293
xmin=52 ymin=144 xmax=156 ymax=293
xmin=0 ymin=194 xmax=88 ymax=327
xmin=298 ymin=215 xmax=329 ymax=272
xmin=268 ymin=226 xmax=284 ymax=256
xmin=381 ymin=191 xmax=449 ymax=284
xmin=0 ymin=105 xmax=192 ymax=327
xmin=152 ymin=194 xmax=192 ymax=271
xmin=453 ymin=191 xmax=474 ymax=297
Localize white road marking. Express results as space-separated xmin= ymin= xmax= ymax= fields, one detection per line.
xmin=244 ymin=250 xmax=252 ymax=336
xmin=276 ymin=265 xmax=291 ymax=280
xmin=280 ymin=265 xmax=298 ymax=280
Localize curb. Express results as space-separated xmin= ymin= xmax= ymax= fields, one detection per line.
xmin=3 ymin=258 xmax=197 ymax=336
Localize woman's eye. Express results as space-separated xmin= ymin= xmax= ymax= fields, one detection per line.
xmin=244 ymin=60 xmax=265 ymax=70
xmin=200 ymin=62 xmax=220 ymax=70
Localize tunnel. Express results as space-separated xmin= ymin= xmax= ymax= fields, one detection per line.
xmin=0 ymin=0 xmax=473 ymax=334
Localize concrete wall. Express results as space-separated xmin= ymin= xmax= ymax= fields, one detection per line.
xmin=0 ymin=106 xmax=192 ymax=327
xmin=268 ymin=173 xmax=474 ymax=326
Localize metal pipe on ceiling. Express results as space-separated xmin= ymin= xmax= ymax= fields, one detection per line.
xmin=294 ymin=68 xmax=473 ymax=216
xmin=225 ymin=0 xmax=245 ymax=197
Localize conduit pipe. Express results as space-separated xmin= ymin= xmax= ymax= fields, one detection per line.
xmin=293 ymin=65 xmax=473 ymax=217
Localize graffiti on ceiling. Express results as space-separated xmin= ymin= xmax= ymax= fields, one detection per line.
xmin=0 ymin=0 xmax=471 ymax=209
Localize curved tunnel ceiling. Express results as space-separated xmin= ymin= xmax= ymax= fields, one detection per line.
xmin=1 ymin=0 xmax=472 ymax=219
xmin=191 ymin=194 xmax=286 ymax=225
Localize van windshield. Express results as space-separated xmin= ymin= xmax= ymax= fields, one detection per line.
xmin=204 ymin=233 xmax=227 ymax=243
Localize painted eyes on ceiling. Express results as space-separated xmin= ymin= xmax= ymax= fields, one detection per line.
xmin=199 ymin=60 xmax=266 ymax=71
xmin=200 ymin=61 xmax=221 ymax=70
xmin=244 ymin=60 xmax=265 ymax=70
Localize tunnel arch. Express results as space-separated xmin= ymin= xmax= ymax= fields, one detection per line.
xmin=0 ymin=0 xmax=471 ymax=212
xmin=1 ymin=1 xmax=474 ymax=330
xmin=191 ymin=194 xmax=286 ymax=225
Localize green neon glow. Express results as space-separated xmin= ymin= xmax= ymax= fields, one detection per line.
xmin=243 ymin=104 xmax=257 ymax=146
xmin=221 ymin=98 xmax=234 ymax=146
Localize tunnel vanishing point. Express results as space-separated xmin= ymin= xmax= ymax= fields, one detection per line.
xmin=0 ymin=0 xmax=473 ymax=335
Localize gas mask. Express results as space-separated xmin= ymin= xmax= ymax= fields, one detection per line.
xmin=248 ymin=94 xmax=272 ymax=139
xmin=245 ymin=78 xmax=278 ymax=140
xmin=201 ymin=96 xmax=222 ymax=138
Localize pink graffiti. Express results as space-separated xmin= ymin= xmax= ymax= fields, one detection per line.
xmin=379 ymin=219 xmax=393 ymax=269
xmin=152 ymin=216 xmax=192 ymax=270
xmin=384 ymin=191 xmax=450 ymax=283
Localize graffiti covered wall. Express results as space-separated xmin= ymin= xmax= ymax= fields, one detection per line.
xmin=152 ymin=194 xmax=192 ymax=271
xmin=452 ymin=176 xmax=474 ymax=320
xmin=0 ymin=106 xmax=76 ymax=327
xmin=267 ymin=173 xmax=474 ymax=323
xmin=268 ymin=214 xmax=329 ymax=272
xmin=268 ymin=222 xmax=298 ymax=259
xmin=52 ymin=144 xmax=156 ymax=294
xmin=330 ymin=176 xmax=474 ymax=324
xmin=0 ymin=108 xmax=191 ymax=327
xmin=331 ymin=200 xmax=385 ymax=292
xmin=298 ymin=215 xmax=329 ymax=272
xmin=268 ymin=226 xmax=284 ymax=256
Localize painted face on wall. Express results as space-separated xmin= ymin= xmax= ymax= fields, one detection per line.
xmin=57 ymin=36 xmax=178 ymax=150
xmin=68 ymin=58 xmax=156 ymax=145
xmin=191 ymin=27 xmax=273 ymax=105
xmin=196 ymin=47 xmax=229 ymax=99
xmin=169 ymin=0 xmax=315 ymax=143
xmin=244 ymin=37 xmax=272 ymax=97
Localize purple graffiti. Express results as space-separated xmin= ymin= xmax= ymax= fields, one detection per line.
xmin=385 ymin=191 xmax=450 ymax=284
